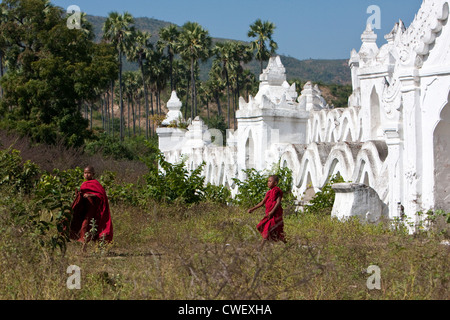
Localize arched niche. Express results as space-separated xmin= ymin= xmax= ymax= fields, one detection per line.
xmin=370 ymin=87 xmax=382 ymax=139
xmin=434 ymin=93 xmax=450 ymax=211
xmin=303 ymin=171 xmax=316 ymax=203
xmin=245 ymin=131 xmax=255 ymax=169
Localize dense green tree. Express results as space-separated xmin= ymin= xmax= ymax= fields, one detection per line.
xmin=0 ymin=0 xmax=115 ymax=147
xmin=248 ymin=19 xmax=278 ymax=74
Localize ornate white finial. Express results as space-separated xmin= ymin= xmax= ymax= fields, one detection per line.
xmin=162 ymin=91 xmax=184 ymax=126
xmin=361 ymin=23 xmax=377 ymax=43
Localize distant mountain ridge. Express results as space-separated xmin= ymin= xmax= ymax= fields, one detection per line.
xmin=86 ymin=15 xmax=351 ymax=85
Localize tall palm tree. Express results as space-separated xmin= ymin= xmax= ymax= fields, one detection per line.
xmin=158 ymin=24 xmax=180 ymax=92
xmin=143 ymin=48 xmax=169 ymax=135
xmin=172 ymin=59 xmax=191 ymax=119
xmin=207 ymin=62 xmax=226 ymax=118
xmin=214 ymin=41 xmax=234 ymax=128
xmin=127 ymin=29 xmax=152 ymax=139
xmin=102 ymin=11 xmax=135 ymax=141
xmin=230 ymin=42 xmax=253 ymax=100
xmin=123 ymin=71 xmax=139 ymax=137
xmin=145 ymin=49 xmax=168 ymax=114
xmin=247 ymin=19 xmax=278 ymax=74
xmin=176 ymin=22 xmax=212 ymax=120
xmin=213 ymin=41 xmax=253 ymax=128
xmin=240 ymin=69 xmax=258 ymax=99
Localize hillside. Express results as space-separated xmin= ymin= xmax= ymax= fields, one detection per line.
xmin=86 ymin=15 xmax=351 ymax=85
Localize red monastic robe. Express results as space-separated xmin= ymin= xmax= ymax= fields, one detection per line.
xmin=70 ymin=179 xmax=113 ymax=243
xmin=256 ymin=186 xmax=285 ymax=242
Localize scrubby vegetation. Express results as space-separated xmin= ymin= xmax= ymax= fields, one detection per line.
xmin=0 ymin=135 xmax=449 ymax=300
xmin=0 ymin=0 xmax=448 ymax=301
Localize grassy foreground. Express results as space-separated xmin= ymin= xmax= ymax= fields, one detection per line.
xmin=0 ymin=200 xmax=448 ymax=300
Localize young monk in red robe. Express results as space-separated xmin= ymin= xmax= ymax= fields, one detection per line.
xmin=70 ymin=166 xmax=113 ymax=243
xmin=248 ymin=175 xmax=286 ymax=243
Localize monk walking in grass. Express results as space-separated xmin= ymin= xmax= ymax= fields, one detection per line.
xmin=70 ymin=166 xmax=113 ymax=243
xmin=248 ymin=175 xmax=286 ymax=243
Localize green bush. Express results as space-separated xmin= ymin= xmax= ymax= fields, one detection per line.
xmin=232 ymin=163 xmax=295 ymax=210
xmin=0 ymin=148 xmax=41 ymax=194
xmin=84 ymin=134 xmax=136 ymax=160
xmin=303 ymin=174 xmax=344 ymax=216
xmin=33 ymin=170 xmax=81 ymax=251
xmin=419 ymin=209 xmax=450 ymax=238
xmin=0 ymin=149 xmax=85 ymax=252
xmin=203 ymin=183 xmax=232 ymax=205
xmin=232 ymin=168 xmax=268 ymax=208
xmin=99 ymin=170 xmax=139 ymax=206
xmin=143 ymin=153 xmax=206 ymax=205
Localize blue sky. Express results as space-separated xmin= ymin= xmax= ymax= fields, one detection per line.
xmin=50 ymin=0 xmax=423 ymax=60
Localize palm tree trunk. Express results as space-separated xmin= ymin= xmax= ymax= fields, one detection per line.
xmin=140 ymin=63 xmax=149 ymax=139
xmin=234 ymin=89 xmax=238 ymax=129
xmin=104 ymin=93 xmax=108 ymax=133
xmin=138 ymin=91 xmax=141 ymax=136
xmin=191 ymin=58 xmax=195 ymax=120
xmin=169 ymin=52 xmax=174 ymax=91
xmin=127 ymin=95 xmax=131 ymax=138
xmin=90 ymin=102 xmax=93 ymax=131
xmin=132 ymin=97 xmax=136 ymax=136
xmin=215 ymin=93 xmax=222 ymax=117
xmin=226 ymin=70 xmax=231 ymax=128
xmin=185 ymin=78 xmax=190 ymax=120
xmin=119 ymin=50 xmax=124 ymax=141
xmin=107 ymin=91 xmax=111 ymax=135
xmin=111 ymin=81 xmax=115 ymax=137
xmin=100 ymin=96 xmax=104 ymax=131
xmin=157 ymin=91 xmax=161 ymax=115
xmin=145 ymin=89 xmax=149 ymax=139
xmin=150 ymin=91 xmax=154 ymax=136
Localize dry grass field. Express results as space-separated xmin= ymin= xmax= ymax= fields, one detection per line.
xmin=1 ymin=199 xmax=448 ymax=300
xmin=0 ymin=130 xmax=448 ymax=301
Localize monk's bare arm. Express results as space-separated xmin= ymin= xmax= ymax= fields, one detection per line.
xmin=248 ymin=194 xmax=268 ymax=213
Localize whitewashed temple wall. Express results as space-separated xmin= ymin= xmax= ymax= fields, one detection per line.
xmin=157 ymin=0 xmax=450 ymax=225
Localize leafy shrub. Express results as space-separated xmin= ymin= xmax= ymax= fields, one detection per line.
xmin=99 ymin=170 xmax=139 ymax=206
xmin=232 ymin=163 xmax=295 ymax=210
xmin=420 ymin=209 xmax=450 ymax=238
xmin=303 ymin=174 xmax=344 ymax=216
xmin=84 ymin=134 xmax=136 ymax=160
xmin=232 ymin=168 xmax=268 ymax=208
xmin=203 ymin=183 xmax=232 ymax=205
xmin=143 ymin=153 xmax=206 ymax=205
xmin=84 ymin=134 xmax=158 ymax=161
xmin=0 ymin=148 xmax=41 ymax=194
xmin=0 ymin=149 xmax=85 ymax=252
